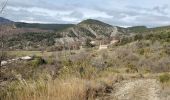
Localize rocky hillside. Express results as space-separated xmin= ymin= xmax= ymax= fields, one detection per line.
xmin=57 ymin=19 xmax=127 ymax=39
xmin=54 ymin=19 xmax=128 ymax=48
xmin=1 ymin=18 xmax=170 ymax=50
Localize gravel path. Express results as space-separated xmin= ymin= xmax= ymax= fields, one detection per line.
xmin=99 ymin=79 xmax=162 ymax=100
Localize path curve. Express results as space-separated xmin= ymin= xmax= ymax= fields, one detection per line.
xmin=98 ymin=79 xmax=162 ymax=100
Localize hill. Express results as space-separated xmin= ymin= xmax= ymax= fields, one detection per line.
xmin=57 ymin=19 xmax=127 ymax=38
xmin=78 ymin=19 xmax=112 ymax=27
xmin=1 ymin=18 xmax=170 ymax=50
xmin=15 ymin=22 xmax=74 ymax=31
xmin=127 ymin=26 xmax=148 ymax=33
xmin=0 ymin=17 xmax=74 ymax=36
xmin=0 ymin=17 xmax=13 ymax=24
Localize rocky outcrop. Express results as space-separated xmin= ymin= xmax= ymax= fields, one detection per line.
xmin=56 ymin=19 xmax=127 ymax=46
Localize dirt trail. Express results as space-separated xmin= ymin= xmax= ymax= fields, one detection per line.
xmin=102 ymin=79 xmax=162 ymax=100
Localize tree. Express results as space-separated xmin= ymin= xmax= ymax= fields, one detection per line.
xmin=85 ymin=38 xmax=95 ymax=48
xmin=0 ymin=0 xmax=8 ymax=13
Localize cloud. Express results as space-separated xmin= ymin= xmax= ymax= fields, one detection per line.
xmin=1 ymin=0 xmax=170 ymax=27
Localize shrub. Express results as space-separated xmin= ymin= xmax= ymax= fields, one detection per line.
xmin=85 ymin=38 xmax=95 ymax=48
xmin=163 ymin=44 xmax=170 ymax=55
xmin=47 ymin=58 xmax=55 ymax=65
xmin=126 ymin=63 xmax=138 ymax=73
xmin=30 ymin=57 xmax=46 ymax=67
xmin=134 ymin=34 xmax=143 ymax=41
xmin=159 ymin=73 xmax=170 ymax=83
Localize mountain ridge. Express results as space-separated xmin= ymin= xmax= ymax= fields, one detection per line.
xmin=0 ymin=17 xmax=14 ymax=24
xmin=1 ymin=17 xmax=170 ymax=31
xmin=1 ymin=17 xmax=170 ymax=50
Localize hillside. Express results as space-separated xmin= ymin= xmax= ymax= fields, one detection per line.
xmin=1 ymin=18 xmax=170 ymax=50
xmin=0 ymin=17 xmax=74 ymax=36
xmin=0 ymin=24 xmax=53 ymax=36
xmin=0 ymin=17 xmax=13 ymax=24
xmin=15 ymin=22 xmax=74 ymax=31
xmin=127 ymin=26 xmax=148 ymax=33
xmin=1 ymin=18 xmax=170 ymax=100
xmin=78 ymin=19 xmax=112 ymax=27
xmin=1 ymin=19 xmax=127 ymax=50
xmin=128 ymin=25 xmax=170 ymax=34
xmin=0 ymin=19 xmax=170 ymax=50
xmin=56 ymin=19 xmax=127 ymax=42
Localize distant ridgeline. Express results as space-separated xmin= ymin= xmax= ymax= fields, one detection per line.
xmin=15 ymin=22 xmax=74 ymax=31
xmin=1 ymin=17 xmax=170 ymax=50
xmin=0 ymin=17 xmax=14 ymax=24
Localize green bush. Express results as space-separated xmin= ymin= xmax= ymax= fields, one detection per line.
xmin=126 ymin=63 xmax=138 ymax=73
xmin=47 ymin=57 xmax=55 ymax=65
xmin=159 ymin=73 xmax=170 ymax=83
xmin=30 ymin=57 xmax=46 ymax=67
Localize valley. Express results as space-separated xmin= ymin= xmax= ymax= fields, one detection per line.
xmin=0 ymin=17 xmax=170 ymax=100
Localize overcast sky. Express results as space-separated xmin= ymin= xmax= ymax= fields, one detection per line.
xmin=1 ymin=0 xmax=170 ymax=27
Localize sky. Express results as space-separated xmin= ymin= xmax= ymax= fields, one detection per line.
xmin=0 ymin=0 xmax=170 ymax=27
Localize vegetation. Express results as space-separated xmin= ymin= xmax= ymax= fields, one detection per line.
xmin=1 ymin=35 xmax=170 ymax=99
xmin=128 ymin=26 xmax=148 ymax=33
xmin=79 ymin=19 xmax=112 ymax=27
xmin=1 ymin=18 xmax=170 ymax=100
xmin=159 ymin=73 xmax=170 ymax=83
xmin=118 ymin=31 xmax=170 ymax=45
xmin=5 ymin=32 xmax=60 ymax=50
xmin=15 ymin=22 xmax=74 ymax=31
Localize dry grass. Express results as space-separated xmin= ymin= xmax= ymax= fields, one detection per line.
xmin=1 ymin=78 xmax=87 ymax=100
xmin=158 ymin=73 xmax=170 ymax=99
xmin=8 ymin=51 xmax=53 ymax=57
xmin=2 ymin=40 xmax=170 ymax=100
xmin=0 ymin=73 xmax=126 ymax=100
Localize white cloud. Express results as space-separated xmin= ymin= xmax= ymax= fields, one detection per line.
xmin=7 ymin=6 xmax=72 ymax=17
xmin=82 ymin=9 xmax=113 ymax=19
xmin=1 ymin=0 xmax=170 ymax=27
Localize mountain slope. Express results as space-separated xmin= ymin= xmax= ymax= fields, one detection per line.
xmin=57 ymin=19 xmax=127 ymax=39
xmin=0 ymin=17 xmax=74 ymax=32
xmin=0 ymin=17 xmax=74 ymax=36
xmin=0 ymin=17 xmax=13 ymax=24
xmin=2 ymin=18 xmax=170 ymax=50
xmin=78 ymin=19 xmax=112 ymax=27
xmin=128 ymin=26 xmax=148 ymax=33
xmin=15 ymin=22 xmax=74 ymax=31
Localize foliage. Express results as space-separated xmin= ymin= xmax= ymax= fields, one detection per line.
xmin=29 ymin=57 xmax=46 ymax=67
xmin=85 ymin=38 xmax=95 ymax=48
xmin=117 ymin=32 xmax=170 ymax=45
xmin=1 ymin=27 xmax=170 ymax=99
xmin=159 ymin=73 xmax=170 ymax=83
xmin=15 ymin=22 xmax=74 ymax=31
xmin=5 ymin=32 xmax=58 ymax=50
xmin=126 ymin=63 xmax=138 ymax=73
xmin=128 ymin=26 xmax=148 ymax=33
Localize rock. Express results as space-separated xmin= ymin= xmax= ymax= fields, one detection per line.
xmin=21 ymin=56 xmax=33 ymax=60
xmin=1 ymin=61 xmax=8 ymax=66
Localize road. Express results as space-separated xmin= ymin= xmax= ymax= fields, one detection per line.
xmin=99 ymin=79 xmax=162 ymax=100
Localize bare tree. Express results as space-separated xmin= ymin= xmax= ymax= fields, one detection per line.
xmin=0 ymin=0 xmax=8 ymax=67
xmin=0 ymin=0 xmax=8 ymax=13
